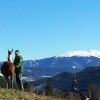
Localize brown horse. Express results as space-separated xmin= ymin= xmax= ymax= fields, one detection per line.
xmin=1 ymin=50 xmax=15 ymax=89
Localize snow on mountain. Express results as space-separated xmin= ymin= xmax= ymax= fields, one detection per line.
xmin=55 ymin=50 xmax=100 ymax=58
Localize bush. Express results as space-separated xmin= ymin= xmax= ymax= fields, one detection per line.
xmin=44 ymin=84 xmax=53 ymax=96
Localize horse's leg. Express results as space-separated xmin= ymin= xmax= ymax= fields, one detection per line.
xmin=9 ymin=75 xmax=13 ymax=89
xmin=11 ymin=80 xmax=13 ymax=89
xmin=7 ymin=76 xmax=11 ymax=89
xmin=5 ymin=76 xmax=9 ymax=89
xmin=11 ymin=75 xmax=13 ymax=89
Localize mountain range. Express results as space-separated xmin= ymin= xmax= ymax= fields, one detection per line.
xmin=0 ymin=50 xmax=100 ymax=81
xmin=22 ymin=50 xmax=100 ymax=80
xmin=31 ymin=66 xmax=100 ymax=91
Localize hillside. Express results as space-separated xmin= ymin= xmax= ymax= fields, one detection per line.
xmin=18 ymin=56 xmax=100 ymax=81
xmin=1 ymin=50 xmax=100 ymax=81
xmin=32 ymin=66 xmax=100 ymax=91
xmin=0 ymin=88 xmax=64 ymax=100
xmin=22 ymin=54 xmax=100 ymax=80
xmin=77 ymin=66 xmax=100 ymax=88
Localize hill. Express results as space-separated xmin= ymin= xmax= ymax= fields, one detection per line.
xmin=32 ymin=66 xmax=100 ymax=91
xmin=77 ymin=66 xmax=100 ymax=88
xmin=1 ymin=50 xmax=100 ymax=81
xmin=0 ymin=88 xmax=64 ymax=100
xmin=22 ymin=50 xmax=100 ymax=80
xmin=22 ymin=56 xmax=100 ymax=81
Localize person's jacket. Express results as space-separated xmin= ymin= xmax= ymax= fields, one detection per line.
xmin=14 ymin=56 xmax=23 ymax=73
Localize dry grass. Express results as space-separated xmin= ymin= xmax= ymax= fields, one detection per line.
xmin=0 ymin=88 xmax=64 ymax=100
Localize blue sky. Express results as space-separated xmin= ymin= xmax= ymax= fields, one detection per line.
xmin=0 ymin=0 xmax=100 ymax=61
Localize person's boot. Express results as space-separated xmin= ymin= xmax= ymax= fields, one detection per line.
xmin=19 ymin=83 xmax=23 ymax=91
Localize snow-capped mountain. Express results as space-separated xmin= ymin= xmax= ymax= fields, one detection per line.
xmin=21 ymin=50 xmax=100 ymax=80
xmin=55 ymin=50 xmax=100 ymax=58
xmin=0 ymin=50 xmax=100 ymax=81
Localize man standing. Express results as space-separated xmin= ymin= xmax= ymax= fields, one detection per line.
xmin=14 ymin=50 xmax=23 ymax=90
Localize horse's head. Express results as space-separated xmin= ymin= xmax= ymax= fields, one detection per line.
xmin=8 ymin=49 xmax=13 ymax=55
xmin=8 ymin=49 xmax=13 ymax=62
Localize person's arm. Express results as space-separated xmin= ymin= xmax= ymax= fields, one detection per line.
xmin=14 ymin=57 xmax=18 ymax=65
xmin=14 ymin=56 xmax=23 ymax=67
xmin=17 ymin=56 xmax=23 ymax=67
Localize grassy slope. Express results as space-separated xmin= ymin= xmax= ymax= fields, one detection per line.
xmin=0 ymin=88 xmax=64 ymax=100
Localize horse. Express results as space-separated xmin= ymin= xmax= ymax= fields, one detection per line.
xmin=1 ymin=49 xmax=15 ymax=89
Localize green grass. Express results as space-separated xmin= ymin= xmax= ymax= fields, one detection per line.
xmin=0 ymin=88 xmax=64 ymax=100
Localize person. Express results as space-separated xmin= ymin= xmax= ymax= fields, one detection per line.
xmin=14 ymin=50 xmax=23 ymax=90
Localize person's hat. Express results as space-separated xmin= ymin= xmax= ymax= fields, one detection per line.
xmin=15 ymin=50 xmax=20 ymax=53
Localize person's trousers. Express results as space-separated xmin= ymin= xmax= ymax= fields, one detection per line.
xmin=16 ymin=73 xmax=23 ymax=90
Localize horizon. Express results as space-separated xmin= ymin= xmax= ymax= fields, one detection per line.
xmin=1 ymin=49 xmax=100 ymax=61
xmin=0 ymin=0 xmax=100 ymax=61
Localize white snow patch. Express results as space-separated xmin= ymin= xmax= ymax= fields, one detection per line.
xmin=87 ymin=59 xmax=92 ymax=63
xmin=26 ymin=70 xmax=32 ymax=73
xmin=73 ymin=66 xmax=76 ymax=69
xmin=55 ymin=50 xmax=100 ymax=58
xmin=42 ymin=76 xmax=52 ymax=78
xmin=22 ymin=77 xmax=34 ymax=81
